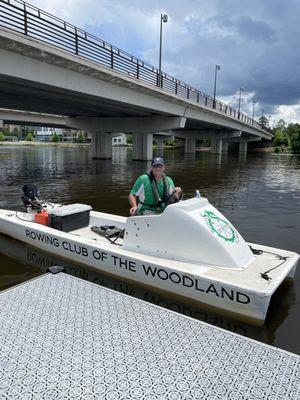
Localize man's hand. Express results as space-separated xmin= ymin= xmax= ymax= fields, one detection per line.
xmin=130 ymin=206 xmax=138 ymax=216
xmin=173 ymin=187 xmax=182 ymax=200
xmin=128 ymin=193 xmax=138 ymax=216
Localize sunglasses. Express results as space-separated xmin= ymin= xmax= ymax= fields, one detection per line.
xmin=153 ymin=164 xmax=163 ymax=168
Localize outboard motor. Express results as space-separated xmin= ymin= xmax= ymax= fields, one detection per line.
xmin=22 ymin=184 xmax=42 ymax=211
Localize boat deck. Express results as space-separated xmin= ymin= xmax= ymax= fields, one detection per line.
xmin=70 ymin=224 xmax=124 ymax=245
xmin=0 ymin=271 xmax=299 ymax=399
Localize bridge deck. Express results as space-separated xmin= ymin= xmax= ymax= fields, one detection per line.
xmin=0 ymin=272 xmax=299 ymax=399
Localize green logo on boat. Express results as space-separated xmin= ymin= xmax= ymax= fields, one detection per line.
xmin=201 ymin=210 xmax=237 ymax=243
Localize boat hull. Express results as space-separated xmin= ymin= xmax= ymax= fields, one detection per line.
xmin=0 ymin=210 xmax=298 ymax=325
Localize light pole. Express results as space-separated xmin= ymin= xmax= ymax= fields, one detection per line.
xmin=238 ymin=87 xmax=244 ymax=117
xmin=252 ymin=100 xmax=257 ymax=124
xmin=213 ymin=64 xmax=221 ymax=109
xmin=158 ymin=13 xmax=168 ymax=87
xmin=261 ymin=109 xmax=265 ymax=128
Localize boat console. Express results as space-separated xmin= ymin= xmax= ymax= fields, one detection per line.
xmin=123 ymin=197 xmax=255 ymax=269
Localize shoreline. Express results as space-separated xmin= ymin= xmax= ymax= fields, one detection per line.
xmin=0 ymin=141 xmax=298 ymax=155
xmin=0 ymin=141 xmax=91 ymax=147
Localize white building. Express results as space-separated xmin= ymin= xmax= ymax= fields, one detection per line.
xmin=34 ymin=127 xmax=63 ymax=142
xmin=112 ymin=133 xmax=127 ymax=146
xmin=34 ymin=127 xmax=86 ymax=142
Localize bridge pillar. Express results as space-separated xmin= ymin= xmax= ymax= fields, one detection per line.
xmin=155 ymin=136 xmax=165 ymax=152
xmin=222 ymin=141 xmax=229 ymax=152
xmin=185 ymin=137 xmax=196 ymax=153
xmin=239 ymin=140 xmax=248 ymax=153
xmin=91 ymin=132 xmax=112 ymax=159
xmin=0 ymin=120 xmax=3 ymax=128
xmin=133 ymin=132 xmax=153 ymax=160
xmin=210 ymin=137 xmax=222 ymax=154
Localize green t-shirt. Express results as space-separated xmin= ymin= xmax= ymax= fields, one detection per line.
xmin=130 ymin=174 xmax=175 ymax=214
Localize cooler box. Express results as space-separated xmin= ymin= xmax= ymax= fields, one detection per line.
xmin=48 ymin=204 xmax=92 ymax=232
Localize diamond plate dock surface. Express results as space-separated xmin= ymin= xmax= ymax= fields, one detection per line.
xmin=0 ymin=273 xmax=299 ymax=400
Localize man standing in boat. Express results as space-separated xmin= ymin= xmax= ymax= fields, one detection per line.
xmin=128 ymin=157 xmax=182 ymax=215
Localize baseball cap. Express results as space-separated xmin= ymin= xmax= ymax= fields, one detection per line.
xmin=151 ymin=157 xmax=165 ymax=166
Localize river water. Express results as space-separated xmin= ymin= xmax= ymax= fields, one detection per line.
xmin=0 ymin=145 xmax=299 ymax=354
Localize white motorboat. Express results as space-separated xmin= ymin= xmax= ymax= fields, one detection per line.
xmin=0 ymin=190 xmax=298 ymax=325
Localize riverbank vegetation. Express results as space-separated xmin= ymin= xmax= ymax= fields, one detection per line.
xmin=271 ymin=119 xmax=300 ymax=154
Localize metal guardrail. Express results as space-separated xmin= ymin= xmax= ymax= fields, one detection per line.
xmin=0 ymin=0 xmax=262 ymax=130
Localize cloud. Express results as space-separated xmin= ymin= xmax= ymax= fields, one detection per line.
xmin=271 ymin=103 xmax=300 ymax=125
xmin=26 ymin=0 xmax=300 ymax=123
xmin=222 ymin=16 xmax=276 ymax=43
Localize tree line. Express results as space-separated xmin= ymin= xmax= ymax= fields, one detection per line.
xmin=0 ymin=129 xmax=86 ymax=143
xmin=272 ymin=119 xmax=300 ymax=153
xmin=258 ymin=117 xmax=300 ymax=153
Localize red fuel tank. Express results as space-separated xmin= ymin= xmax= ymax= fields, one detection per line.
xmin=34 ymin=211 xmax=49 ymax=226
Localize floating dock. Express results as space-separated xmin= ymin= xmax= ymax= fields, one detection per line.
xmin=0 ymin=271 xmax=299 ymax=399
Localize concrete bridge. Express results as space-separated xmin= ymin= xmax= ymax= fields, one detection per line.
xmin=0 ymin=108 xmax=167 ymax=145
xmin=0 ymin=0 xmax=272 ymax=160
xmin=0 ymin=109 xmax=67 ymax=128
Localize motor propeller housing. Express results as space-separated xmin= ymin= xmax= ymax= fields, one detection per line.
xmin=22 ymin=184 xmax=42 ymax=211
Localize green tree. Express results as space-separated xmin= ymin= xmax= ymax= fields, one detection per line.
xmin=273 ymin=131 xmax=289 ymax=147
xmin=275 ymin=123 xmax=300 ymax=153
xmin=275 ymin=119 xmax=287 ymax=131
xmin=126 ymin=134 xmax=133 ymax=144
xmin=77 ymin=132 xmax=84 ymax=143
xmin=164 ymin=137 xmax=176 ymax=146
xmin=1 ymin=128 xmax=9 ymax=136
xmin=290 ymin=132 xmax=300 ymax=153
xmin=258 ymin=116 xmax=269 ymax=129
xmin=197 ymin=137 xmax=210 ymax=146
xmin=25 ymin=132 xmax=34 ymax=141
xmin=285 ymin=123 xmax=300 ymax=139
xmin=51 ymin=132 xmax=60 ymax=143
xmin=0 ymin=132 xmax=5 ymax=142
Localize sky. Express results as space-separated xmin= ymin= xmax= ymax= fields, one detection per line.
xmin=27 ymin=0 xmax=300 ymax=124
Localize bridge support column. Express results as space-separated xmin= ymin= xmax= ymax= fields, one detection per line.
xmin=222 ymin=141 xmax=229 ymax=152
xmin=91 ymin=132 xmax=112 ymax=159
xmin=0 ymin=120 xmax=3 ymax=128
xmin=210 ymin=137 xmax=222 ymax=154
xmin=133 ymin=132 xmax=153 ymax=160
xmin=239 ymin=140 xmax=248 ymax=153
xmin=185 ymin=137 xmax=196 ymax=153
xmin=155 ymin=136 xmax=165 ymax=152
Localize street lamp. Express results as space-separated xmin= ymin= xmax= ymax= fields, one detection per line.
xmin=261 ymin=109 xmax=265 ymax=128
xmin=213 ymin=64 xmax=221 ymax=109
xmin=158 ymin=13 xmax=168 ymax=87
xmin=252 ymin=100 xmax=257 ymax=124
xmin=238 ymin=87 xmax=244 ymax=117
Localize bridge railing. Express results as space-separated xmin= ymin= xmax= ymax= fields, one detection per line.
xmin=0 ymin=0 xmax=261 ymax=130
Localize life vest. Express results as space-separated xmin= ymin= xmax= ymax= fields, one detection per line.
xmin=140 ymin=171 xmax=171 ymax=209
